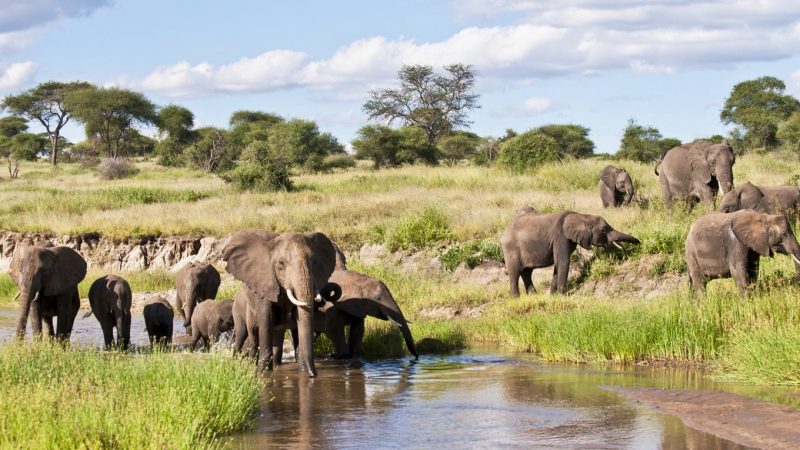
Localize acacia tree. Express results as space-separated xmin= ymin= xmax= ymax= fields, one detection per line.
xmin=721 ymin=76 xmax=800 ymax=149
xmin=156 ymin=104 xmax=195 ymax=165
xmin=363 ymin=64 xmax=480 ymax=147
xmin=2 ymin=81 xmax=92 ymax=165
xmin=69 ymin=87 xmax=157 ymax=159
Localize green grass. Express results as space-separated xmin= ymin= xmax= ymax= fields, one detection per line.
xmin=719 ymin=327 xmax=800 ymax=385
xmin=0 ymin=342 xmax=262 ymax=449
xmin=0 ymin=274 xmax=16 ymax=306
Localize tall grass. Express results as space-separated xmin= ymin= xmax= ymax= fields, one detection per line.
xmin=0 ymin=342 xmax=262 ymax=449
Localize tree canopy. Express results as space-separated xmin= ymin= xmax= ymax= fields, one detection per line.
xmin=534 ymin=124 xmax=594 ymax=158
xmin=2 ymin=81 xmax=92 ymax=164
xmin=721 ymin=76 xmax=800 ymax=150
xmin=498 ymin=131 xmax=561 ymax=173
xmin=616 ymin=119 xmax=680 ymax=162
xmin=156 ymin=104 xmax=195 ymax=166
xmin=363 ymin=64 xmax=480 ymax=147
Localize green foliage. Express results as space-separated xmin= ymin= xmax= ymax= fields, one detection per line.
xmin=352 ymin=125 xmax=436 ymax=167
xmin=4 ymin=133 xmax=45 ymax=161
xmin=0 ymin=274 xmax=16 ymax=304
xmin=472 ymin=136 xmax=500 ymax=166
xmin=721 ymin=76 xmax=800 ymax=150
xmin=184 ymin=127 xmax=235 ymax=173
xmin=534 ymin=124 xmax=595 ymax=158
xmin=384 ymin=206 xmax=454 ymax=251
xmin=720 ymin=327 xmax=800 ymax=385
xmin=498 ymin=131 xmax=560 ymax=173
xmin=437 ymin=131 xmax=480 ymax=164
xmin=68 ymin=86 xmax=157 ymax=159
xmin=532 ymin=159 xmax=606 ymax=191
xmin=777 ymin=111 xmax=800 ymax=153
xmin=0 ymin=342 xmax=261 ymax=449
xmin=616 ymin=119 xmax=679 ymax=162
xmin=224 ymin=141 xmax=293 ymax=192
xmin=156 ymin=105 xmax=195 ymax=166
xmin=0 ymin=116 xmax=28 ymax=138
xmin=363 ymin=64 xmax=480 ymax=147
xmin=320 ymin=153 xmax=356 ymax=171
xmin=228 ymin=110 xmax=284 ymax=150
xmin=440 ymin=239 xmax=503 ymax=271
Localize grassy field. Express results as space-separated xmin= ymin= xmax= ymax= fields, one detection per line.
xmin=0 ymin=342 xmax=261 ymax=449
xmin=2 ymin=153 xmax=800 ymax=386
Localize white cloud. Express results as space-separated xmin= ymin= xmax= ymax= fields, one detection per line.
xmin=0 ymin=0 xmax=111 ymax=33
xmin=0 ymin=61 xmax=38 ymax=90
xmin=134 ymin=1 xmax=800 ymax=98
xmin=502 ymin=96 xmax=554 ymax=116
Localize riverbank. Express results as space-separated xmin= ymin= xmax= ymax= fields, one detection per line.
xmin=0 ymin=342 xmax=261 ymax=449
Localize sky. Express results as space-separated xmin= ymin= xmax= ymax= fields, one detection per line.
xmin=2 ymin=0 xmax=800 ymax=153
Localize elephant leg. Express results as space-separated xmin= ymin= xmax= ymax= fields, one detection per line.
xmin=325 ymin=312 xmax=349 ymax=358
xmin=190 ymin=328 xmax=202 ymax=352
xmin=746 ymin=255 xmax=760 ymax=287
xmin=555 ymin=257 xmax=570 ymax=294
xmin=256 ymin=307 xmax=273 ymax=370
xmin=659 ymin=175 xmax=672 ymax=208
xmin=101 ymin=316 xmax=115 ymax=350
xmin=348 ymin=319 xmax=365 ymax=358
xmin=29 ymin=300 xmax=43 ymax=339
xmin=117 ymin=313 xmax=131 ymax=350
xmin=43 ymin=316 xmax=55 ymax=338
xmin=521 ymin=268 xmax=535 ymax=295
xmin=290 ymin=328 xmax=299 ymax=355
xmin=507 ymin=264 xmax=521 ymax=297
xmin=273 ymin=330 xmax=285 ymax=365
xmin=730 ymin=261 xmax=751 ymax=295
xmin=232 ymin=322 xmax=248 ymax=354
xmin=57 ymin=290 xmax=80 ymax=342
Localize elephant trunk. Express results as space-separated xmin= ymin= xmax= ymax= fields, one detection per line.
xmin=785 ymin=236 xmax=800 ymax=274
xmin=15 ymin=286 xmax=38 ymax=340
xmin=291 ymin=265 xmax=318 ymax=377
xmin=608 ymin=230 xmax=640 ymax=245
xmin=623 ymin=187 xmax=633 ymax=206
xmin=717 ymin=162 xmax=734 ymax=194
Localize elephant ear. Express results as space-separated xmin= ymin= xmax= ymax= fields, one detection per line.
xmin=304 ymin=232 xmax=337 ymax=289
xmin=9 ymin=244 xmax=30 ymax=288
xmin=204 ymin=265 xmax=221 ymax=300
xmin=599 ymin=166 xmax=616 ymax=190
xmin=563 ymin=213 xmax=593 ymax=250
xmin=731 ymin=212 xmax=770 ymax=257
xmin=222 ymin=229 xmax=281 ymax=303
xmin=332 ymin=242 xmax=347 ymax=271
xmin=688 ymin=144 xmax=711 ymax=185
xmin=41 ymin=247 xmax=87 ymax=296
xmin=738 ymin=182 xmax=764 ymax=211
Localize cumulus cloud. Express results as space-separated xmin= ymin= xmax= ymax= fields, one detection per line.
xmin=0 ymin=61 xmax=38 ymax=90
xmin=0 ymin=0 xmax=111 ymax=33
xmin=501 ymin=97 xmax=554 ymax=117
xmin=135 ymin=1 xmax=800 ymax=98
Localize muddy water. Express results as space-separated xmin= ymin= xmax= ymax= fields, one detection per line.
xmin=0 ymin=306 xmax=186 ymax=347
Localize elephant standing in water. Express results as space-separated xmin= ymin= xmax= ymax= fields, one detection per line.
xmin=143 ymin=294 xmax=174 ymax=347
xmin=86 ymin=275 xmax=132 ymax=350
xmin=10 ymin=245 xmax=87 ymax=341
xmin=686 ymin=210 xmax=800 ymax=293
xmin=175 ymin=262 xmax=220 ymax=335
xmin=598 ymin=165 xmax=634 ymax=207
xmin=655 ymin=139 xmax=735 ymax=207
xmin=719 ymin=182 xmax=800 ymax=219
xmin=501 ymin=208 xmax=640 ymax=295
xmin=223 ymin=229 xmax=337 ymax=377
xmin=190 ymin=299 xmax=234 ymax=351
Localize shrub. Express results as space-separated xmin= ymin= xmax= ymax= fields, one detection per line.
xmin=321 ymin=154 xmax=356 ymax=171
xmin=224 ymin=140 xmax=293 ymax=192
xmin=440 ymin=239 xmax=504 ymax=271
xmin=498 ymin=131 xmax=561 ymax=173
xmin=385 ymin=206 xmax=453 ymax=251
xmin=96 ymin=158 xmax=139 ymax=180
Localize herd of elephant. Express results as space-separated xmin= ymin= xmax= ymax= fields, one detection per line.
xmin=504 ymin=138 xmax=800 ymax=297
xmin=6 ymin=138 xmax=800 ymax=377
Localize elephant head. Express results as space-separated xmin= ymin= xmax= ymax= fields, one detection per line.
xmin=731 ymin=211 xmax=800 ymax=264
xmin=175 ymin=263 xmax=220 ymax=332
xmin=10 ymin=245 xmax=86 ymax=339
xmin=562 ymin=213 xmax=641 ymax=250
xmin=719 ymin=182 xmax=763 ymax=213
xmin=688 ymin=139 xmax=735 ymax=194
xmin=223 ymin=229 xmax=337 ymax=377
xmin=600 ymin=165 xmax=634 ymax=205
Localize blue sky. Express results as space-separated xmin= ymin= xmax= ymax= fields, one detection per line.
xmin=2 ymin=0 xmax=800 ymax=153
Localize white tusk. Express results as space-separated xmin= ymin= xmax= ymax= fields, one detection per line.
xmin=612 ymin=242 xmax=623 ymax=250
xmin=286 ymin=289 xmax=305 ymax=307
xmin=315 ymin=293 xmax=323 ymax=304
xmin=792 ymin=254 xmax=800 ymax=266
xmin=12 ymin=291 xmax=20 ymax=302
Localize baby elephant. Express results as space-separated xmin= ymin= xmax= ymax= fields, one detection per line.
xmin=190 ymin=299 xmax=234 ymax=351
xmin=143 ymin=294 xmax=174 ymax=347
xmin=719 ymin=181 xmax=800 ymax=219
xmin=686 ymin=210 xmax=800 ymax=293
xmin=87 ymin=275 xmax=132 ymax=350
xmin=598 ymin=165 xmax=634 ymax=207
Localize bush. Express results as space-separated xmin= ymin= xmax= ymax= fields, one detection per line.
xmin=534 ymin=124 xmax=595 ymax=158
xmin=498 ymin=131 xmax=561 ymax=173
xmin=385 ymin=206 xmax=453 ymax=251
xmin=440 ymin=239 xmax=504 ymax=271
xmin=320 ymin=154 xmax=356 ymax=171
xmin=96 ymin=158 xmax=139 ymax=180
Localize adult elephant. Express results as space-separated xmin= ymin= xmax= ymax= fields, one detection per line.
xmin=686 ymin=210 xmax=800 ymax=293
xmin=655 ymin=139 xmax=735 ymax=207
xmin=598 ymin=165 xmax=634 ymax=207
xmin=10 ymin=244 xmax=87 ymax=340
xmin=719 ymin=181 xmax=800 ymax=219
xmin=501 ymin=209 xmax=640 ymax=295
xmin=86 ymin=275 xmax=132 ymax=350
xmin=223 ymin=229 xmax=337 ymax=377
xmin=175 ymin=262 xmax=220 ymax=335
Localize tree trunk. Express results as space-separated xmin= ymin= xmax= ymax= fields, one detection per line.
xmin=50 ymin=132 xmax=59 ymax=165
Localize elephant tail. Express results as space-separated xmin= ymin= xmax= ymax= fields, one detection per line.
xmin=82 ymin=310 xmax=93 ymax=319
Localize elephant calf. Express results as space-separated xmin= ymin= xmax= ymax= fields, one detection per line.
xmin=87 ymin=275 xmax=132 ymax=350
xmin=190 ymin=299 xmax=234 ymax=351
xmin=501 ymin=208 xmax=640 ymax=295
xmin=686 ymin=210 xmax=800 ymax=293
xmin=599 ymin=165 xmax=633 ymax=207
xmin=175 ymin=262 xmax=220 ymax=336
xmin=143 ymin=294 xmax=174 ymax=347
xmin=719 ymin=181 xmax=800 ymax=220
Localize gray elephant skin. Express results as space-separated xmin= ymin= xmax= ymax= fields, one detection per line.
xmin=599 ymin=165 xmax=633 ymax=207
xmin=686 ymin=210 xmax=800 ymax=293
xmin=142 ymin=294 xmax=174 ymax=346
xmin=86 ymin=275 xmax=132 ymax=350
xmin=175 ymin=262 xmax=220 ymax=335
xmin=10 ymin=244 xmax=87 ymax=340
xmin=719 ymin=181 xmax=800 ymax=219
xmin=223 ymin=229 xmax=337 ymax=377
xmin=501 ymin=209 xmax=640 ymax=295
xmin=190 ymin=299 xmax=234 ymax=350
xmin=655 ymin=139 xmax=735 ymax=207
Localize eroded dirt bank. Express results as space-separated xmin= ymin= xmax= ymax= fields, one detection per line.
xmin=609 ymin=387 xmax=800 ymax=450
